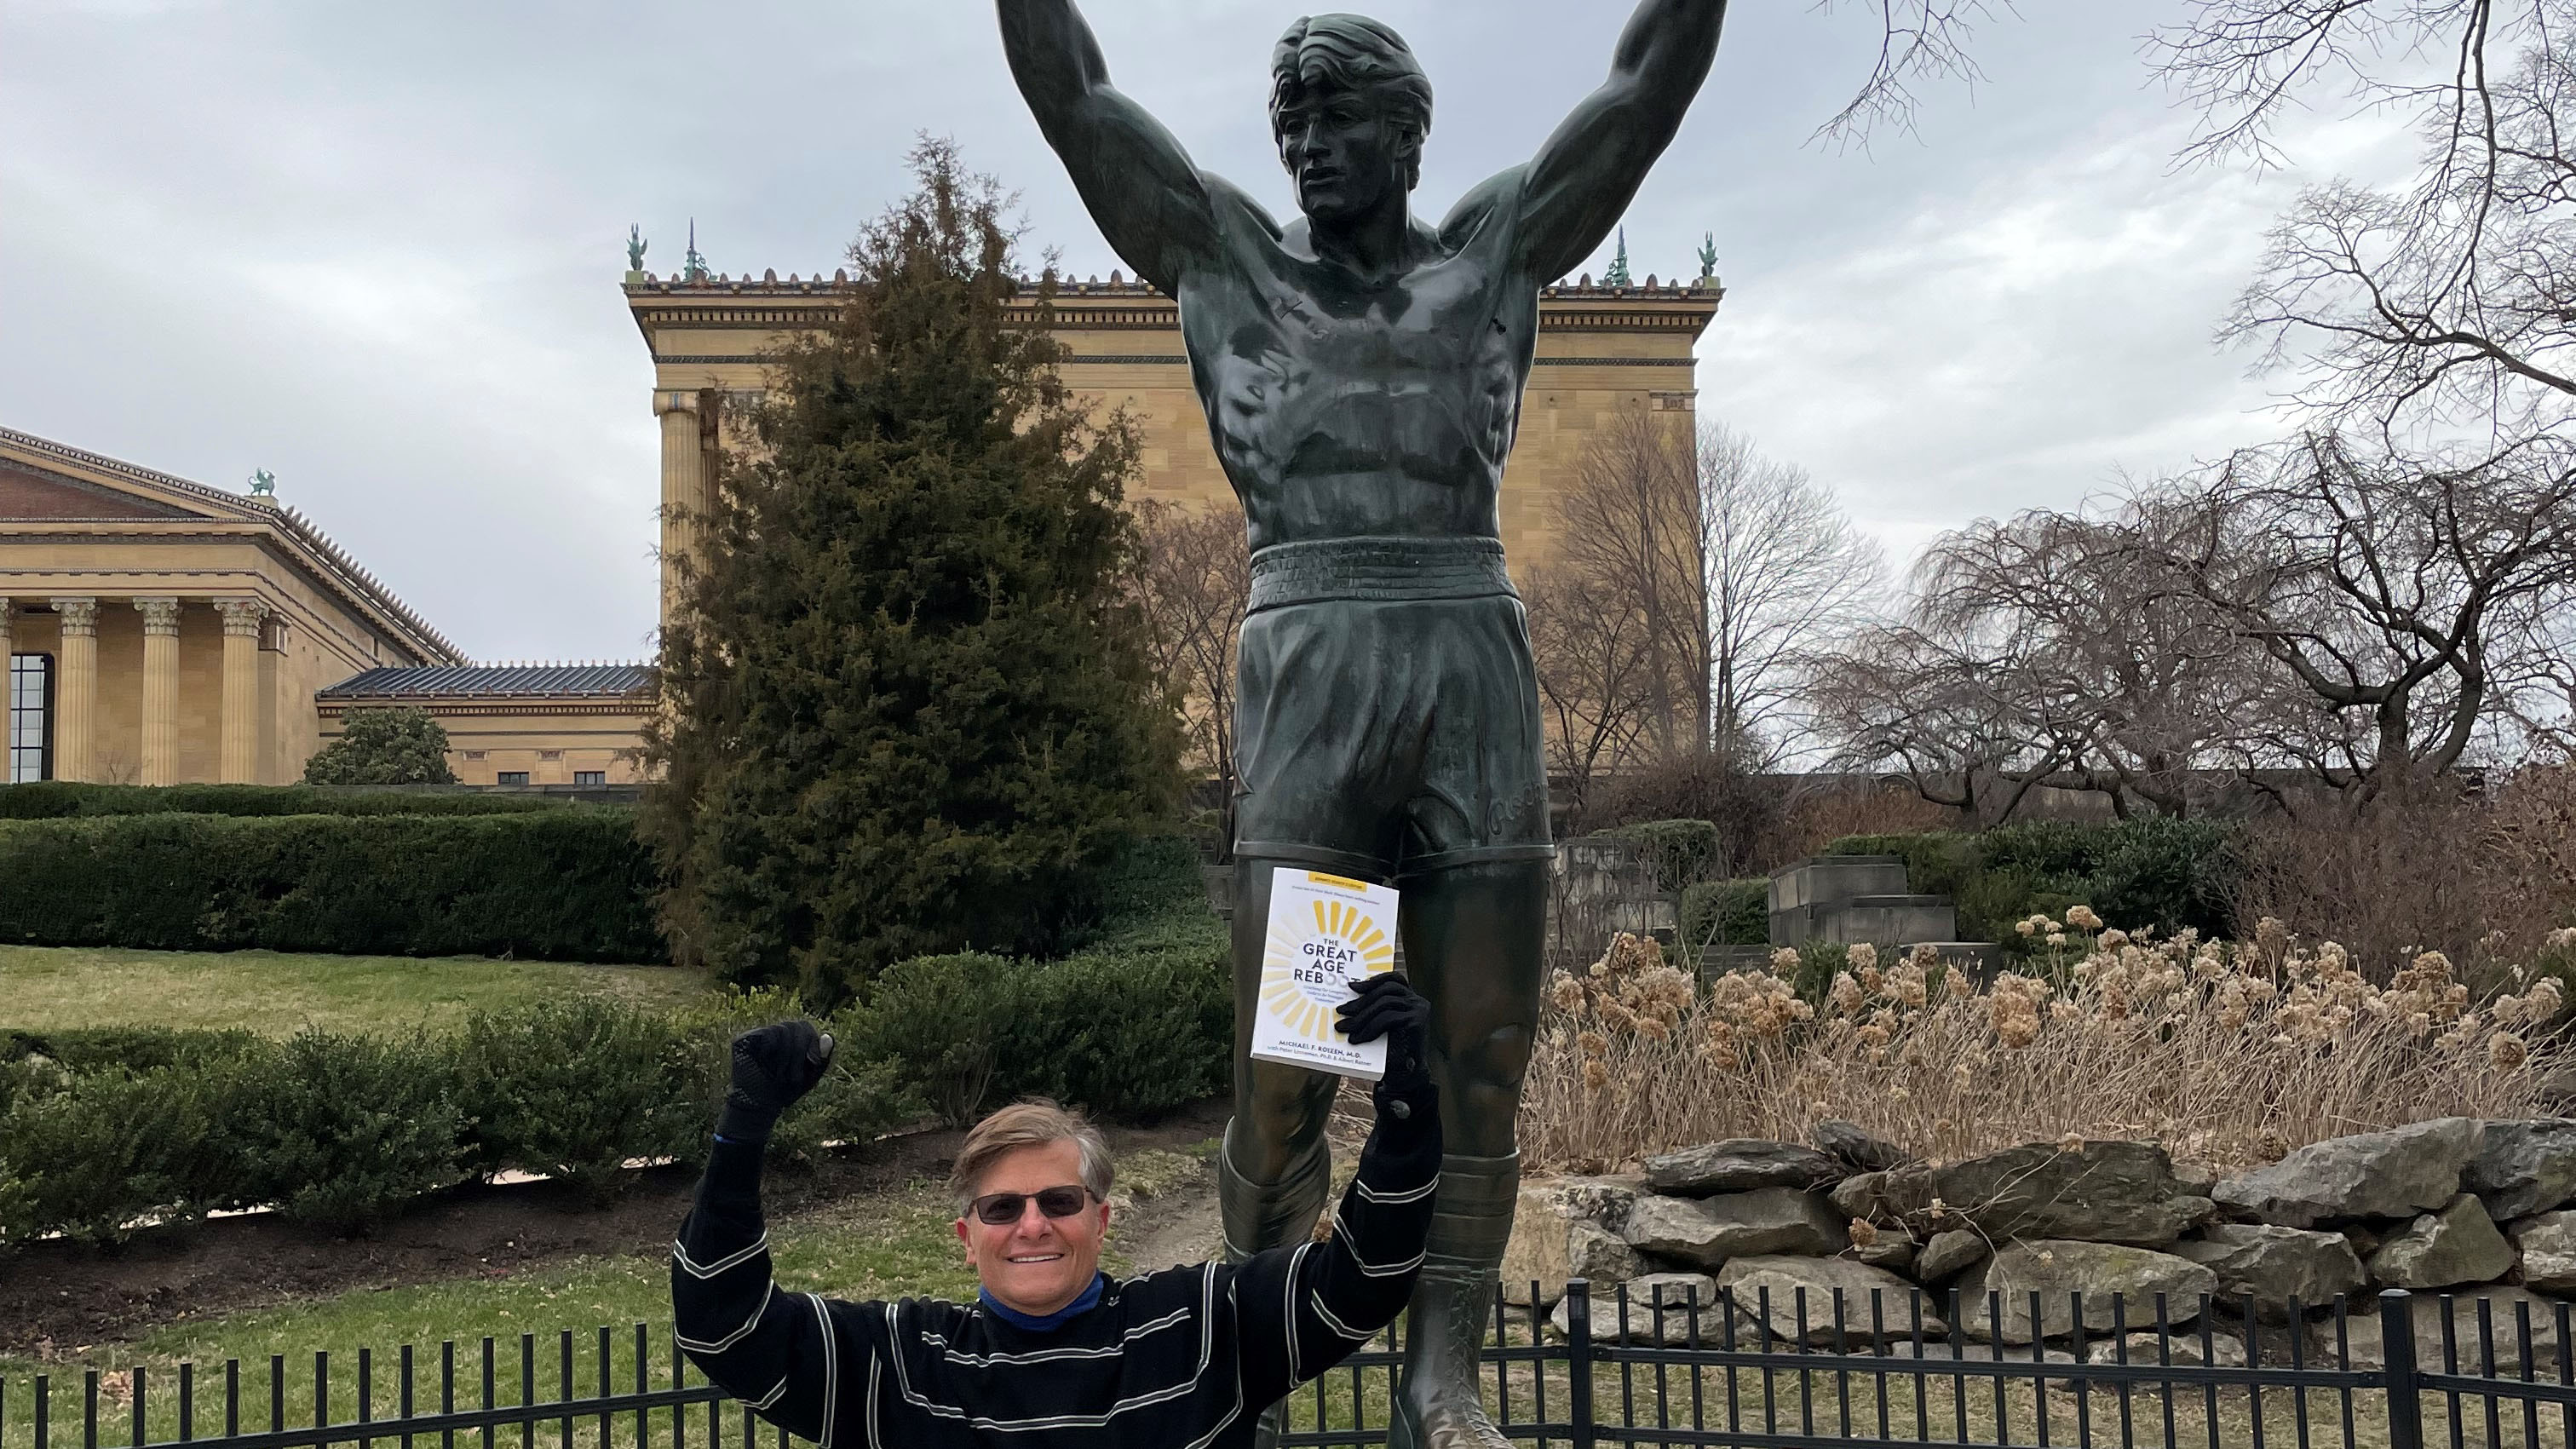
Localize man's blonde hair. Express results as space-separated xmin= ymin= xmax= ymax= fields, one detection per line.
xmin=950 ymin=1098 xmax=1114 ymax=1213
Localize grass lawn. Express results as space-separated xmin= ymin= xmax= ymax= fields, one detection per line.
xmin=0 ymin=945 xmax=710 ymax=1038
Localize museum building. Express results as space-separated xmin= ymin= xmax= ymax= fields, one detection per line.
xmin=1 ymin=266 xmax=1716 ymax=786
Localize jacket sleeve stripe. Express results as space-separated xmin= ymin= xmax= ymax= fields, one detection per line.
xmin=672 ymin=1233 xmax=770 ymax=1279
xmin=674 ymin=1280 xmax=774 ymax=1354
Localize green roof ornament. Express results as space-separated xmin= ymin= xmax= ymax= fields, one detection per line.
xmin=1696 ymin=231 xmax=1718 ymax=281
xmin=626 ymin=224 xmax=647 ymax=273
xmin=248 ymin=469 xmax=277 ymax=497
xmin=681 ymin=219 xmax=710 ymax=283
xmin=1602 ymin=227 xmax=1632 ymax=287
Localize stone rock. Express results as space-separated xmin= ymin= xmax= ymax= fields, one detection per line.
xmin=1917 ymin=1229 xmax=1992 ymax=1285
xmin=2467 ymin=1119 xmax=2576 ymax=1221
xmin=2170 ymin=1223 xmax=2368 ymax=1320
xmin=1814 ymin=1119 xmax=1912 ymax=1173
xmin=1877 ymin=1341 xmax=2076 ymax=1364
xmin=2332 ymin=1285 xmax=2563 ymax=1370
xmin=1550 ymin=1272 xmax=1719 ymax=1344
xmin=1619 ymin=1186 xmax=1848 ymax=1268
xmin=1830 ymin=1171 xmax=1888 ymax=1222
xmin=2085 ymin=1331 xmax=2247 ymax=1368
xmin=1719 ymin=1255 xmax=1943 ymax=1343
xmin=2511 ymin=1210 xmax=2576 ymax=1294
xmin=1556 ymin=1173 xmax=1646 ymax=1233
xmin=1852 ymin=1237 xmax=1918 ymax=1275
xmin=1501 ymin=1184 xmax=1578 ymax=1308
xmin=2368 ymin=1194 xmax=2515 ymax=1289
xmin=1646 ymin=1139 xmax=1845 ymax=1195
xmin=1567 ymin=1219 xmax=1644 ymax=1286
xmin=1958 ymin=1241 xmax=2219 ymax=1344
xmin=1879 ymin=1140 xmax=2213 ymax=1245
xmin=2213 ymin=1118 xmax=2483 ymax=1228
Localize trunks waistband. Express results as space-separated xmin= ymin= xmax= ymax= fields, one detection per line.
xmin=1246 ymin=536 xmax=1519 ymax=613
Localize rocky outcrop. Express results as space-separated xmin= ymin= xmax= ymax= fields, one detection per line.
xmin=2332 ymin=1285 xmax=2564 ymax=1369
xmin=2367 ymin=1194 xmax=2515 ymax=1290
xmin=2513 ymin=1210 xmax=2576 ymax=1295
xmin=1550 ymin=1271 xmax=1719 ymax=1344
xmin=1916 ymin=1229 xmax=1991 ymax=1284
xmin=2171 ymin=1223 xmax=2368 ymax=1320
xmin=2214 ymin=1118 xmax=2483 ymax=1228
xmin=1958 ymin=1242 xmax=2218 ymax=1344
xmin=1645 ymin=1140 xmax=1844 ymax=1196
xmin=1814 ymin=1120 xmax=1912 ymax=1174
xmin=1620 ymin=1187 xmax=1847 ymax=1267
xmin=2086 ymin=1330 xmax=2247 ymax=1367
xmin=1717 ymin=1255 xmax=1941 ymax=1343
xmin=2467 ymin=1119 xmax=2576 ymax=1222
xmin=1876 ymin=1140 xmax=2213 ymax=1245
xmin=1570 ymin=1221 xmax=1645 ymax=1285
xmin=1502 ymin=1178 xmax=1647 ymax=1306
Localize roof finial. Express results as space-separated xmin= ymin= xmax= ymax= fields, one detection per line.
xmin=626 ymin=224 xmax=647 ymax=275
xmin=1603 ymin=227 xmax=1632 ymax=287
xmin=682 ymin=220 xmax=709 ymax=284
xmin=248 ymin=468 xmax=277 ymax=497
xmin=1696 ymin=231 xmax=1718 ymax=281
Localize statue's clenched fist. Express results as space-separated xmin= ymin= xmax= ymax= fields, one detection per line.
xmin=717 ymin=1021 xmax=837 ymax=1145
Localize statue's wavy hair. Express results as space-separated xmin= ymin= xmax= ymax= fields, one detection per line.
xmin=1269 ymin=14 xmax=1434 ymax=191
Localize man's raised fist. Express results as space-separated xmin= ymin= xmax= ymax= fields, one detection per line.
xmin=717 ymin=1021 xmax=837 ymax=1145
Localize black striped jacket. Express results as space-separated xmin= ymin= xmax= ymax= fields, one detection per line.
xmin=670 ymin=1100 xmax=1438 ymax=1448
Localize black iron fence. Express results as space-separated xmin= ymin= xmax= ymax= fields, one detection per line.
xmin=7 ymin=1281 xmax=2573 ymax=1449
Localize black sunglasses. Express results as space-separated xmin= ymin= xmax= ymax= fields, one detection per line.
xmin=968 ymin=1185 xmax=1093 ymax=1226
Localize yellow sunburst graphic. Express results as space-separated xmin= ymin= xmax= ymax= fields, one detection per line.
xmin=1258 ymin=899 xmax=1397 ymax=1044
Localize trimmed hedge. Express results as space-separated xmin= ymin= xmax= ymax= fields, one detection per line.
xmin=0 ymin=782 xmax=577 ymax=819
xmin=1679 ymin=878 xmax=1768 ymax=949
xmin=1826 ymin=815 xmax=2243 ymax=946
xmin=0 ymin=810 xmax=662 ymax=961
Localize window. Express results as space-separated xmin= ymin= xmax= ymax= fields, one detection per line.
xmin=496 ymin=771 xmax=530 ymax=786
xmin=9 ymin=654 xmax=52 ymax=783
xmin=573 ymin=770 xmax=607 ymax=787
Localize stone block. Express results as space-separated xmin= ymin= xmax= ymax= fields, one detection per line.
xmin=2214 ymin=1118 xmax=2483 ymax=1228
xmin=2368 ymin=1194 xmax=2515 ymax=1289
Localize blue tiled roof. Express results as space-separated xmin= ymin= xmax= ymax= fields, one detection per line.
xmin=319 ymin=663 xmax=652 ymax=699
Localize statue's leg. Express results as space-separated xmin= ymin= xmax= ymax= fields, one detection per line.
xmin=1220 ymin=852 xmax=1344 ymax=1260
xmin=1388 ymin=853 xmax=1552 ymax=1449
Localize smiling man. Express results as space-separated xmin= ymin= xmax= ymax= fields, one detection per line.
xmin=998 ymin=6 xmax=1724 ymax=1447
xmin=670 ymin=974 xmax=1434 ymax=1449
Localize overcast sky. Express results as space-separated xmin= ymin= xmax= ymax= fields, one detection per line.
xmin=3 ymin=1 xmax=2414 ymax=664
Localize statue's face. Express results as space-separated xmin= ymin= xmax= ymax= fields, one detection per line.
xmin=1275 ymin=87 xmax=1414 ymax=227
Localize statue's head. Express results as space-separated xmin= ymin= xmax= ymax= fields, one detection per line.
xmin=1269 ymin=14 xmax=1433 ymax=226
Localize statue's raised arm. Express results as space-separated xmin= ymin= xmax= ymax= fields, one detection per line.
xmin=998 ymin=0 xmax=1224 ymax=294
xmin=1508 ymin=0 xmax=1726 ymax=283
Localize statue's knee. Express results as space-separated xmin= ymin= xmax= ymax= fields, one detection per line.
xmin=1450 ymin=1022 xmax=1533 ymax=1090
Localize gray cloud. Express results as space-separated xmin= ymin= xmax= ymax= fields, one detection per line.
xmin=2 ymin=2 xmax=2414 ymax=658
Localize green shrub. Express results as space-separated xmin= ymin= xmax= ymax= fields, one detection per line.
xmin=1679 ymin=879 xmax=1769 ymax=948
xmin=0 ymin=809 xmax=662 ymax=961
xmin=221 ymin=1030 xmax=466 ymax=1232
xmin=856 ymin=896 xmax=1230 ymax=1126
xmin=302 ymin=706 xmax=458 ymax=787
xmin=1826 ymin=818 xmax=2243 ymax=947
xmin=0 ymin=1050 xmax=252 ymax=1243
xmin=454 ymin=999 xmax=706 ymax=1203
xmin=1596 ymin=819 xmax=1724 ymax=894
xmin=0 ymin=782 xmax=573 ymax=819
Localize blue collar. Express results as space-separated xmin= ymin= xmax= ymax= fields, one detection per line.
xmin=979 ymin=1274 xmax=1105 ymax=1332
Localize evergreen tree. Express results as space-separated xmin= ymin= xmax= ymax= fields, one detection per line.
xmin=302 ymin=706 xmax=457 ymax=786
xmin=642 ymin=141 xmax=1183 ymax=1005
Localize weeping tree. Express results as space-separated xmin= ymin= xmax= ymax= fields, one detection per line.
xmin=643 ymin=140 xmax=1183 ymax=1005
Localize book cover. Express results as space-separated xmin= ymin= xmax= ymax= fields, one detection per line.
xmin=1249 ymin=867 xmax=1400 ymax=1080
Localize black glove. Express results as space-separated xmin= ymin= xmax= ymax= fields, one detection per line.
xmin=716 ymin=1021 xmax=836 ymax=1145
xmin=1337 ymin=974 xmax=1432 ymax=1118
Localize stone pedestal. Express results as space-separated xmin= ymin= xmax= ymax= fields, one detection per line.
xmin=1768 ymin=855 xmax=1962 ymax=951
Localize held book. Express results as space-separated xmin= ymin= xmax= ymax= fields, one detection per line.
xmin=1248 ymin=867 xmax=1399 ymax=1081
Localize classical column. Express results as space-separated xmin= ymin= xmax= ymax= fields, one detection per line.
xmin=135 ymin=596 xmax=180 ymax=786
xmin=50 ymin=597 xmax=98 ymax=783
xmin=215 ymin=599 xmax=268 ymax=784
xmin=0 ymin=600 xmax=14 ymax=785
xmin=654 ymin=390 xmax=706 ymax=635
